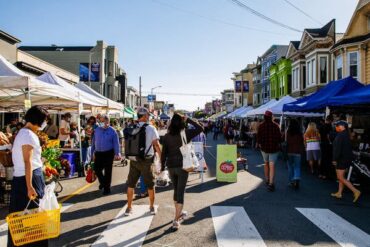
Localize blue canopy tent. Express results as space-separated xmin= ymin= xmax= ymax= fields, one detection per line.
xmin=328 ymin=85 xmax=370 ymax=107
xmin=283 ymin=77 xmax=364 ymax=112
xmin=159 ymin=113 xmax=171 ymax=120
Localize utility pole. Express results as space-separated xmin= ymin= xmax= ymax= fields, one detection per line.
xmin=139 ymin=76 xmax=142 ymax=107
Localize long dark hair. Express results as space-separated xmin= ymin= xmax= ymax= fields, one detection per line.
xmin=287 ymin=119 xmax=301 ymax=136
xmin=168 ymin=113 xmax=186 ymax=135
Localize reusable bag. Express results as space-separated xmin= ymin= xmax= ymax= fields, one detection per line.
xmin=39 ymin=182 xmax=59 ymax=210
xmin=180 ymin=130 xmax=199 ymax=172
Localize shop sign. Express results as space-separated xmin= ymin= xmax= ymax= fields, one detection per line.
xmin=216 ymin=145 xmax=237 ymax=182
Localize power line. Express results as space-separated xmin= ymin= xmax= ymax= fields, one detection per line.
xmin=142 ymin=91 xmax=220 ymax=97
xmin=227 ymin=0 xmax=302 ymax=33
xmin=282 ymin=0 xmax=322 ymax=26
xmin=150 ymin=0 xmax=292 ymax=36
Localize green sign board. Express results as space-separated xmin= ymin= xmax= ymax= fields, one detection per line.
xmin=216 ymin=145 xmax=237 ymax=183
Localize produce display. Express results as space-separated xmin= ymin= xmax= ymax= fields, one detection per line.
xmin=37 ymin=131 xmax=71 ymax=181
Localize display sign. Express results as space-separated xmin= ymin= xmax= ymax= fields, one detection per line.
xmin=216 ymin=145 xmax=237 ymax=183
xmin=79 ymin=63 xmax=100 ymax=82
xmin=147 ymin=95 xmax=156 ymax=102
xmin=235 ymin=81 xmax=242 ymax=92
xmin=24 ymin=99 xmax=31 ymax=109
xmin=243 ymin=81 xmax=249 ymax=92
xmin=235 ymin=81 xmax=249 ymax=92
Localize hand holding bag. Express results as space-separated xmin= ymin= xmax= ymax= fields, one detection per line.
xmin=39 ymin=182 xmax=59 ymax=210
xmin=180 ymin=130 xmax=199 ymax=172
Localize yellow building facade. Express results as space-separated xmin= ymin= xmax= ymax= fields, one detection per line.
xmin=331 ymin=0 xmax=370 ymax=84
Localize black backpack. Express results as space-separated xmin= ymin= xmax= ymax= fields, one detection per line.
xmin=124 ymin=124 xmax=149 ymax=161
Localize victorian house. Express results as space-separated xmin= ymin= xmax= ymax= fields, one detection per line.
xmin=287 ymin=20 xmax=336 ymax=97
xmin=331 ymin=0 xmax=370 ymax=84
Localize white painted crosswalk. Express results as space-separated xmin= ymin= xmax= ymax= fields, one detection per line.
xmin=1 ymin=203 xmax=369 ymax=246
xmin=297 ymin=208 xmax=370 ymax=247
xmin=211 ymin=206 xmax=266 ymax=247
xmin=92 ymin=205 xmax=157 ymax=247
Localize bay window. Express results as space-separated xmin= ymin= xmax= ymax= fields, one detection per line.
xmin=336 ymin=55 xmax=343 ymax=80
xmin=348 ymin=52 xmax=359 ymax=79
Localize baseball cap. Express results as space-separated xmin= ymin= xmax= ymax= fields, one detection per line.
xmin=137 ymin=107 xmax=149 ymax=115
xmin=264 ymin=110 xmax=273 ymax=117
xmin=335 ymin=120 xmax=348 ymax=127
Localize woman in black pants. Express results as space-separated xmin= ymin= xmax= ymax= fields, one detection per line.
xmin=161 ymin=113 xmax=204 ymax=230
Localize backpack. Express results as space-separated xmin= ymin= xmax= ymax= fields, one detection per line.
xmin=124 ymin=124 xmax=150 ymax=161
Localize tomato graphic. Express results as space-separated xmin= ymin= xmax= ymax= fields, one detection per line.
xmin=220 ymin=160 xmax=235 ymax=174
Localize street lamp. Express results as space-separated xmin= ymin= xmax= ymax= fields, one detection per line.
xmin=150 ymin=85 xmax=161 ymax=112
xmin=150 ymin=85 xmax=162 ymax=95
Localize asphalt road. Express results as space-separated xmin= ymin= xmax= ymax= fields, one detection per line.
xmin=1 ymin=134 xmax=369 ymax=246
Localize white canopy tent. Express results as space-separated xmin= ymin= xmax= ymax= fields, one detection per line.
xmin=243 ymin=96 xmax=323 ymax=117
xmin=0 ymin=55 xmax=80 ymax=111
xmin=37 ymin=72 xmax=107 ymax=109
xmin=76 ymin=82 xmax=124 ymax=115
xmin=244 ymin=99 xmax=277 ymax=117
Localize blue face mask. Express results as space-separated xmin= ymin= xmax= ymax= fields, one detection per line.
xmin=98 ymin=122 xmax=105 ymax=128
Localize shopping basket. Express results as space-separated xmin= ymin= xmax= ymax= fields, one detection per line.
xmin=6 ymin=200 xmax=61 ymax=246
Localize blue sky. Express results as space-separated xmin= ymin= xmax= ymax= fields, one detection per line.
xmin=0 ymin=0 xmax=358 ymax=110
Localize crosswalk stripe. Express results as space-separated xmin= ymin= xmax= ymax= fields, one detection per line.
xmin=92 ymin=205 xmax=157 ymax=247
xmin=0 ymin=203 xmax=73 ymax=246
xmin=210 ymin=206 xmax=266 ymax=247
xmin=296 ymin=208 xmax=370 ymax=247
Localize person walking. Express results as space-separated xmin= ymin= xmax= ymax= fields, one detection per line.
xmin=286 ymin=119 xmax=304 ymax=189
xmin=304 ymin=122 xmax=321 ymax=175
xmin=8 ymin=106 xmax=49 ymax=247
xmin=257 ymin=110 xmax=281 ymax=192
xmin=43 ymin=117 xmax=58 ymax=139
xmin=125 ymin=108 xmax=161 ymax=216
xmin=250 ymin=117 xmax=259 ymax=149
xmin=331 ymin=121 xmax=361 ymax=202
xmin=161 ymin=113 xmax=204 ymax=229
xmin=59 ymin=113 xmax=71 ymax=148
xmin=319 ymin=116 xmax=334 ymax=179
xmin=91 ymin=115 xmax=121 ymax=195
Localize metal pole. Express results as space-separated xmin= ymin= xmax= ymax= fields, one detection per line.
xmin=88 ymin=52 xmax=92 ymax=88
xmin=139 ymin=76 xmax=142 ymax=107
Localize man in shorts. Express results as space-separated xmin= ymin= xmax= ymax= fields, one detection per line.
xmin=257 ymin=110 xmax=282 ymax=191
xmin=125 ymin=108 xmax=161 ymax=215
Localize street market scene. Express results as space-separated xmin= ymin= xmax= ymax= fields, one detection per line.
xmin=0 ymin=0 xmax=370 ymax=246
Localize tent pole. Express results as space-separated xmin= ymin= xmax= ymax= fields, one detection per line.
xmin=77 ymin=93 xmax=83 ymax=173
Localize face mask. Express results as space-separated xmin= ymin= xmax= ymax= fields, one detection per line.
xmin=39 ymin=121 xmax=47 ymax=130
xmin=99 ymin=122 xmax=105 ymax=128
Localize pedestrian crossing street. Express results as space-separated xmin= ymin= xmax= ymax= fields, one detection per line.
xmin=0 ymin=204 xmax=369 ymax=246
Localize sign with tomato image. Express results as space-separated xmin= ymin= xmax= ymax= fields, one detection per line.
xmin=216 ymin=145 xmax=237 ymax=182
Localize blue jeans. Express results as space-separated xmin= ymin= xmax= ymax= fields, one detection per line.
xmin=287 ymin=154 xmax=301 ymax=182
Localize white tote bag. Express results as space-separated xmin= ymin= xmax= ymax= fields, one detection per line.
xmin=180 ymin=130 xmax=199 ymax=172
xmin=39 ymin=182 xmax=60 ymax=211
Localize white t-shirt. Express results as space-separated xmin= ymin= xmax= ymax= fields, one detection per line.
xmin=138 ymin=122 xmax=160 ymax=156
xmin=59 ymin=120 xmax=70 ymax=141
xmin=12 ymin=128 xmax=43 ymax=177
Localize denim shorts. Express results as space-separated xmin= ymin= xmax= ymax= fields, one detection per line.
xmin=306 ymin=150 xmax=321 ymax=161
xmin=261 ymin=151 xmax=279 ymax=164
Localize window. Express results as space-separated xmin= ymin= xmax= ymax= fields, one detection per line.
xmin=108 ymin=61 xmax=114 ymax=76
xmin=312 ymin=59 xmax=316 ymax=85
xmin=336 ymin=55 xmax=343 ymax=80
xmin=307 ymin=61 xmax=311 ymax=87
xmin=368 ymin=16 xmax=370 ymax=31
xmin=320 ymin=56 xmax=328 ymax=83
xmin=348 ymin=52 xmax=359 ymax=79
xmin=302 ymin=65 xmax=306 ymax=89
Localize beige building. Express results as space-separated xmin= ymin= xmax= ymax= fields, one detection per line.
xmin=19 ymin=41 xmax=127 ymax=102
xmin=287 ymin=20 xmax=336 ymax=97
xmin=231 ymin=64 xmax=254 ymax=108
xmin=331 ymin=0 xmax=370 ymax=84
xmin=0 ymin=29 xmax=79 ymax=84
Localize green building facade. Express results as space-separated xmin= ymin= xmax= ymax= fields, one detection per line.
xmin=269 ymin=58 xmax=292 ymax=99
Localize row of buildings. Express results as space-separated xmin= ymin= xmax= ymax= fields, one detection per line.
xmin=206 ymin=0 xmax=370 ymax=114
xmin=0 ymin=29 xmax=173 ymax=115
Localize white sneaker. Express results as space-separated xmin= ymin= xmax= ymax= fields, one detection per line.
xmin=150 ymin=206 xmax=157 ymax=215
xmin=172 ymin=220 xmax=180 ymax=230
